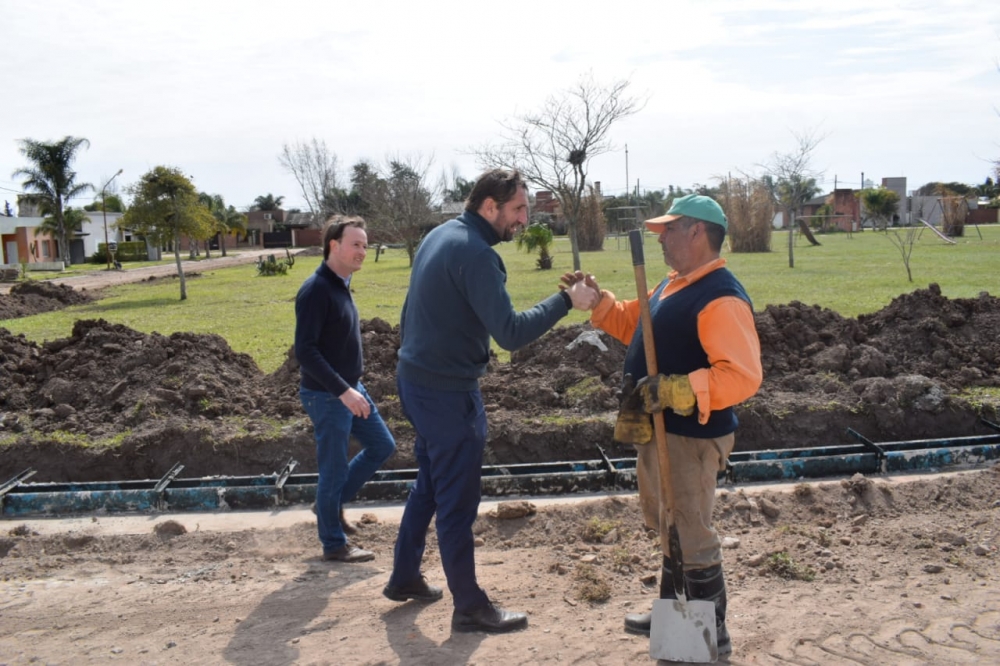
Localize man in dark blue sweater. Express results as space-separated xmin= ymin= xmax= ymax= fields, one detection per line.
xmin=383 ymin=169 xmax=597 ymax=633
xmin=295 ymin=218 xmax=396 ymax=563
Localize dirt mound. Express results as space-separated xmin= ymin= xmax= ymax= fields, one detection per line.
xmin=757 ymin=284 xmax=1000 ymax=389
xmin=1 ymin=284 xmax=998 ymax=483
xmin=0 ymin=280 xmax=94 ymax=320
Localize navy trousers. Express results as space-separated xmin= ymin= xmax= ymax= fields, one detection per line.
xmin=300 ymin=384 xmax=396 ymax=552
xmin=388 ymin=378 xmax=490 ymax=613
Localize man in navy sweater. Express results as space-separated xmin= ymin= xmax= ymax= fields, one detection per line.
xmin=295 ymin=218 xmax=396 ymax=563
xmin=383 ymin=169 xmax=597 ymax=633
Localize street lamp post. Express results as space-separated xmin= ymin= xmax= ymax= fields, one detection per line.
xmin=102 ymin=169 xmax=123 ymax=270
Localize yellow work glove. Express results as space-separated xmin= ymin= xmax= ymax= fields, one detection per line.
xmin=613 ymin=374 xmax=652 ymax=446
xmin=636 ymin=374 xmax=696 ymax=417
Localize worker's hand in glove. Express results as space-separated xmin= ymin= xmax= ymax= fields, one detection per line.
xmin=636 ymin=373 xmax=696 ymax=417
xmin=614 ymin=374 xmax=652 ymax=445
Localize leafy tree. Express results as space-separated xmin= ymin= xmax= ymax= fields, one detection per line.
xmin=859 ymin=187 xmax=900 ymax=231
xmin=12 ymin=136 xmax=93 ymax=266
xmin=915 ymin=181 xmax=973 ymax=196
xmin=83 ymin=193 xmax=125 ymax=213
xmin=340 ymin=161 xmax=382 ymax=217
xmin=476 ymin=72 xmax=643 ymax=269
xmin=3 ymin=201 xmax=12 ymax=217
xmin=361 ymin=156 xmax=437 ymax=266
xmin=122 ymin=167 xmax=215 ymax=300
xmin=515 ymin=222 xmax=555 ymax=270
xmin=441 ymin=170 xmax=475 ymax=203
xmin=252 ymin=193 xmax=284 ymax=211
xmin=639 ymin=189 xmax=668 ymax=218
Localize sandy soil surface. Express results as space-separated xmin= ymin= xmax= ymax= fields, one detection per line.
xmin=2 ymin=468 xmax=998 ymax=665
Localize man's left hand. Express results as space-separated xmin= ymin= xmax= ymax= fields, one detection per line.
xmin=636 ymin=374 xmax=696 ymax=416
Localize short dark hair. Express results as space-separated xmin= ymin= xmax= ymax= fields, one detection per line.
xmin=702 ymin=221 xmax=726 ymax=252
xmin=323 ymin=216 xmax=366 ymax=260
xmin=676 ymin=215 xmax=726 ymax=253
xmin=465 ymin=169 xmax=527 ymax=214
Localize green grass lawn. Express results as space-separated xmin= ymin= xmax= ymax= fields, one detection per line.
xmin=3 ymin=226 xmax=998 ymax=373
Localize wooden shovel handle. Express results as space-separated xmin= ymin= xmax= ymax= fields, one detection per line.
xmin=628 ymin=230 xmax=685 ymax=589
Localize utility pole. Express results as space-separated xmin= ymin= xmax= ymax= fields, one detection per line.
xmin=624 ymin=144 xmax=630 ymax=205
xmin=101 ymin=169 xmax=124 ymax=270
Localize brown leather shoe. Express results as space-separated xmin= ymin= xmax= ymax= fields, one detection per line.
xmin=340 ymin=508 xmax=358 ymax=535
xmin=323 ymin=544 xmax=374 ymax=563
xmin=310 ymin=504 xmax=358 ymax=536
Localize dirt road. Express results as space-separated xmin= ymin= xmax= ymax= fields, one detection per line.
xmin=0 ymin=249 xmax=298 ymax=295
xmin=2 ymin=469 xmax=998 ymax=665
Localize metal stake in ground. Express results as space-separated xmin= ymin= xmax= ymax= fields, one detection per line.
xmin=627 ymin=228 xmax=717 ymax=663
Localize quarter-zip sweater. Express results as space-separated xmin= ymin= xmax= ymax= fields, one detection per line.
xmin=397 ymin=211 xmax=571 ymax=391
xmin=295 ymin=261 xmax=361 ymax=396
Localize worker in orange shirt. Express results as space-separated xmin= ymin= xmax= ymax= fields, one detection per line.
xmin=563 ymin=194 xmax=762 ymax=657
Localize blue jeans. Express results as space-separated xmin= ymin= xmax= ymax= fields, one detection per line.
xmin=300 ymin=383 xmax=396 ymax=552
xmin=388 ymin=378 xmax=490 ymax=613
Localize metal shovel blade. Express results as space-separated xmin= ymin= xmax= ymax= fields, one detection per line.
xmin=649 ymin=598 xmax=718 ymax=663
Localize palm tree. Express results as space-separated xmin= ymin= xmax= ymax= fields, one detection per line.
xmin=12 ymin=136 xmax=93 ymax=266
xmin=200 ymin=193 xmax=249 ymax=257
xmin=515 ymin=222 xmax=555 ymax=270
xmin=39 ymin=208 xmax=89 ymax=253
xmin=253 ymin=193 xmax=284 ymax=211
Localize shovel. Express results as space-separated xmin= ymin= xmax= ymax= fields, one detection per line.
xmin=628 ymin=229 xmax=718 ymax=663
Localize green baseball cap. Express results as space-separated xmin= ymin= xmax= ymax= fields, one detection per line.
xmin=645 ymin=194 xmax=728 ymax=231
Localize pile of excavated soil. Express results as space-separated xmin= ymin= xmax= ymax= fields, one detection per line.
xmin=0 ymin=280 xmax=94 ymax=320
xmin=1 ymin=284 xmax=998 ymax=483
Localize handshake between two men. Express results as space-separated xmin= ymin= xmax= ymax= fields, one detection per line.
xmin=558 ymin=270 xmax=696 ymax=447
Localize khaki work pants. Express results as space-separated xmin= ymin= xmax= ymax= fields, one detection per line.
xmin=636 ymin=432 xmax=734 ymax=570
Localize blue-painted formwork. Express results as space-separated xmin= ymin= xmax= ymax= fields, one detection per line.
xmin=2 ymin=421 xmax=998 ymax=518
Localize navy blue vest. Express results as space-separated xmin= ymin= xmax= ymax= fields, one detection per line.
xmin=623 ymin=267 xmax=752 ymax=438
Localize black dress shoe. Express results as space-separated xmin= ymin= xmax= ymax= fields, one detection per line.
xmin=624 ymin=611 xmax=651 ymax=636
xmin=383 ymin=576 xmax=443 ymax=602
xmin=452 ymin=602 xmax=528 ymax=634
xmin=323 ymin=544 xmax=374 ymax=563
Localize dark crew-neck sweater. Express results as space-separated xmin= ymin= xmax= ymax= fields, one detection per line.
xmin=295 ymin=261 xmax=361 ymax=396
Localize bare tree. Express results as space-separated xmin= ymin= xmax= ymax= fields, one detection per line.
xmin=761 ymin=128 xmax=827 ymax=268
xmin=279 ymin=138 xmax=342 ymax=218
xmin=362 ymin=154 xmax=438 ymax=266
xmin=475 ymin=72 xmax=643 ymax=270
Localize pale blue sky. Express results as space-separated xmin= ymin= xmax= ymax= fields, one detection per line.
xmin=2 ymin=0 xmax=998 ymax=212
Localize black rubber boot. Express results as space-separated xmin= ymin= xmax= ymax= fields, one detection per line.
xmin=685 ymin=564 xmax=731 ymax=656
xmin=624 ymin=557 xmax=677 ymax=636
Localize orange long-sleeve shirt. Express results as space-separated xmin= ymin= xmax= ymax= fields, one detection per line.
xmin=591 ymin=258 xmax=763 ymax=425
